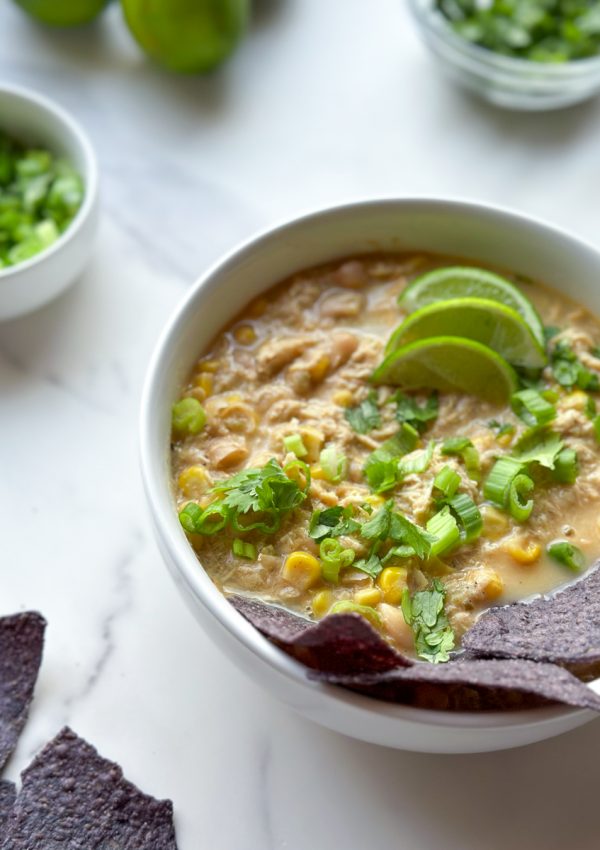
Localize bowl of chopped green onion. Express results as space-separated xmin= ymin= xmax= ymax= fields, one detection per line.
xmin=0 ymin=84 xmax=98 ymax=319
xmin=409 ymin=0 xmax=600 ymax=110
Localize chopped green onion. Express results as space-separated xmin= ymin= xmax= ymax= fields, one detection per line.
xmin=511 ymin=389 xmax=556 ymax=427
xmin=172 ymin=397 xmax=206 ymax=435
xmin=441 ymin=437 xmax=480 ymax=480
xmin=363 ymin=423 xmax=419 ymax=492
xmin=319 ymin=538 xmax=355 ymax=583
xmin=483 ymin=456 xmax=524 ymax=508
xmin=547 ymin=540 xmax=586 ymax=572
xmin=507 ymin=473 xmax=534 ymax=522
xmin=447 ymin=493 xmax=482 ymax=542
xmin=553 ymin=448 xmax=579 ymax=484
xmin=320 ymin=446 xmax=348 ymax=483
xmin=397 ymin=441 xmax=434 ymax=478
xmin=283 ymin=433 xmax=307 ymax=458
xmin=426 ymin=507 xmax=460 ymax=556
xmin=433 ymin=465 xmax=461 ymax=499
xmin=329 ymin=600 xmax=381 ymax=629
xmin=232 ymin=539 xmax=257 ymax=560
xmin=179 ymin=501 xmax=229 ymax=536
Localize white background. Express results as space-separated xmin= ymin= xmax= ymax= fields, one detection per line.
xmin=1 ymin=1 xmax=599 ymax=848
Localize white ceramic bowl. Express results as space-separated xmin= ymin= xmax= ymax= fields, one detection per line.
xmin=0 ymin=84 xmax=99 ymax=320
xmin=141 ymin=199 xmax=600 ymax=753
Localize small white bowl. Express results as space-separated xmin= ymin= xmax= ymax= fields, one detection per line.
xmin=0 ymin=84 xmax=98 ymax=320
xmin=141 ymin=199 xmax=600 ymax=753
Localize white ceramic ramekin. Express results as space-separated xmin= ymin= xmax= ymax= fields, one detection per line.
xmin=0 ymin=84 xmax=99 ymax=320
xmin=140 ymin=199 xmax=600 ymax=753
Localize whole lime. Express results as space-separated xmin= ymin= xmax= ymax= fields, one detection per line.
xmin=12 ymin=0 xmax=110 ymax=26
xmin=121 ymin=0 xmax=249 ymax=73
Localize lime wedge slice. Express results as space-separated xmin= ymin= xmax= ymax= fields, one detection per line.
xmin=372 ymin=337 xmax=518 ymax=403
xmin=386 ymin=297 xmax=546 ymax=369
xmin=399 ymin=266 xmax=545 ymax=347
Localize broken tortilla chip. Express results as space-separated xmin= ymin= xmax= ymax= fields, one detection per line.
xmin=0 ymin=612 xmax=45 ymax=771
xmin=310 ymin=657 xmax=600 ymax=712
xmin=1 ymin=727 xmax=177 ymax=850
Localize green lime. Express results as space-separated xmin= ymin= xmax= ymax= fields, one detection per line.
xmin=386 ymin=297 xmax=546 ymax=369
xmin=399 ymin=266 xmax=545 ymax=347
xmin=372 ymin=337 xmax=518 ymax=403
xmin=122 ymin=0 xmax=249 ymax=74
xmin=12 ymin=0 xmax=109 ymax=25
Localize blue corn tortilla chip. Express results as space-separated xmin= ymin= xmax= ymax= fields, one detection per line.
xmin=230 ymin=595 xmax=409 ymax=674
xmin=0 ymin=782 xmax=15 ymax=838
xmin=463 ymin=564 xmax=600 ymax=679
xmin=310 ymin=657 xmax=600 ymax=712
xmin=1 ymin=727 xmax=177 ymax=850
xmin=0 ymin=612 xmax=45 ymax=770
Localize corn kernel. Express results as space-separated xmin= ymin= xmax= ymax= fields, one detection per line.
xmin=311 ymin=589 xmax=333 ymax=618
xmin=333 ymin=390 xmax=354 ymax=407
xmin=364 ymin=494 xmax=385 ymax=509
xmin=178 ymin=465 xmax=211 ymax=498
xmin=483 ymin=572 xmax=504 ymax=600
xmin=282 ymin=551 xmax=321 ymax=590
xmin=481 ymin=505 xmax=509 ymax=540
xmin=248 ymin=298 xmax=268 ymax=318
xmin=300 ymin=426 xmax=324 ymax=463
xmin=194 ymin=373 xmax=213 ymax=397
xmin=376 ymin=567 xmax=408 ymax=605
xmin=234 ymin=325 xmax=257 ymax=345
xmin=310 ymin=464 xmax=326 ymax=480
xmin=354 ymin=587 xmax=383 ymax=607
xmin=198 ymin=359 xmax=220 ymax=373
xmin=497 ymin=432 xmax=514 ymax=448
xmin=563 ymin=390 xmax=588 ymax=411
xmin=309 ymin=354 xmax=330 ymax=382
xmin=506 ymin=539 xmax=542 ymax=565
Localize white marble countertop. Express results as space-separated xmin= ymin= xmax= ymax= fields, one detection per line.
xmin=2 ymin=1 xmax=600 ymax=848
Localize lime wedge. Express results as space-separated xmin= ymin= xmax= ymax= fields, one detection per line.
xmin=399 ymin=267 xmax=544 ymax=347
xmin=386 ymin=297 xmax=546 ymax=369
xmin=372 ymin=337 xmax=518 ymax=403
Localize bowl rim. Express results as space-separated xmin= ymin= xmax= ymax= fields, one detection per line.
xmin=0 ymin=82 xmax=98 ymax=280
xmin=140 ymin=196 xmax=600 ymax=730
xmin=408 ymin=0 xmax=600 ymax=77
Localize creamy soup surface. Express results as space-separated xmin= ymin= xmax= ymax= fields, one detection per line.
xmin=171 ymin=254 xmax=600 ymax=657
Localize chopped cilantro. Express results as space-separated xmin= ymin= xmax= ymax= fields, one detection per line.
xmin=344 ymin=391 xmax=381 ymax=434
xmin=308 ymin=506 xmax=360 ymax=542
xmin=392 ymin=391 xmax=439 ymax=432
xmin=551 ymin=340 xmax=600 ymax=391
xmin=181 ymin=458 xmax=309 ymax=536
xmin=488 ymin=419 xmax=516 ymax=438
xmin=353 ymin=550 xmax=384 ymax=579
xmin=401 ymin=579 xmax=455 ymax=664
xmin=363 ymin=423 xmax=419 ymax=493
xmin=512 ymin=428 xmax=564 ymax=469
xmin=544 ymin=325 xmax=561 ymax=343
xmin=360 ymin=500 xmax=432 ymax=559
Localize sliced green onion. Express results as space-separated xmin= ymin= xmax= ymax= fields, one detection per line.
xmin=483 ymin=456 xmax=524 ymax=508
xmin=232 ymin=539 xmax=257 ymax=560
xmin=283 ymin=433 xmax=307 ymax=458
xmin=553 ymin=448 xmax=578 ymax=484
xmin=447 ymin=493 xmax=482 ymax=543
xmin=511 ymin=389 xmax=556 ymax=427
xmin=441 ymin=437 xmax=480 ymax=480
xmin=179 ymin=501 xmax=229 ymax=535
xmin=426 ymin=507 xmax=460 ymax=556
xmin=507 ymin=473 xmax=534 ymax=522
xmin=363 ymin=423 xmax=419 ymax=493
xmin=329 ymin=600 xmax=381 ymax=629
xmin=320 ymin=446 xmax=348 ymax=483
xmin=433 ymin=465 xmax=461 ymax=499
xmin=547 ymin=540 xmax=585 ymax=572
xmin=397 ymin=441 xmax=434 ymax=478
xmin=319 ymin=537 xmax=355 ymax=583
xmin=172 ymin=397 xmax=206 ymax=435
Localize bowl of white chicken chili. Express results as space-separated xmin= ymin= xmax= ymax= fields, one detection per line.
xmin=141 ymin=199 xmax=600 ymax=753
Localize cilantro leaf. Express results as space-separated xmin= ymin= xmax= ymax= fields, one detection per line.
xmin=353 ymin=550 xmax=383 ymax=579
xmin=360 ymin=501 xmax=393 ymax=541
xmin=344 ymin=391 xmax=381 ymax=434
xmin=360 ymin=501 xmax=432 ymax=560
xmin=512 ymin=428 xmax=564 ymax=469
xmin=392 ymin=392 xmax=438 ymax=432
xmin=308 ymin=506 xmax=361 ymax=542
xmin=402 ymin=579 xmax=455 ymax=664
xmin=363 ymin=424 xmax=419 ymax=493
